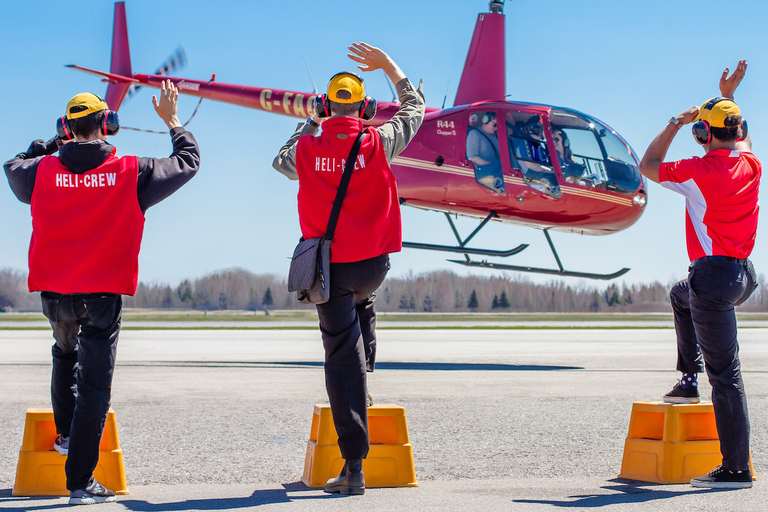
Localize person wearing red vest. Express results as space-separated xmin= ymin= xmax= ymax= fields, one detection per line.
xmin=639 ymin=61 xmax=759 ymax=489
xmin=274 ymin=42 xmax=424 ymax=495
xmin=4 ymin=80 xmax=200 ymax=504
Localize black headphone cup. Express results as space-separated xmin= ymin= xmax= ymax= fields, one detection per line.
xmin=738 ymin=119 xmax=748 ymax=141
xmin=56 ymin=116 xmax=73 ymax=141
xmin=361 ymin=96 xmax=377 ymax=120
xmin=314 ymin=94 xmax=330 ymax=118
xmin=104 ymin=110 xmax=120 ymax=136
xmin=691 ymin=120 xmax=711 ymax=145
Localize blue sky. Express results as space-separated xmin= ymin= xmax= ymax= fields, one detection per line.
xmin=2 ymin=0 xmax=767 ymax=290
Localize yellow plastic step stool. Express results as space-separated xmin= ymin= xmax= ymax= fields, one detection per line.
xmin=302 ymin=404 xmax=418 ymax=488
xmin=619 ymin=402 xmax=756 ymax=484
xmin=13 ymin=408 xmax=129 ymax=496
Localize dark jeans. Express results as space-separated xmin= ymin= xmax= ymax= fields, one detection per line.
xmin=41 ymin=292 xmax=122 ymax=491
xmin=669 ymin=257 xmax=756 ymax=471
xmin=315 ymin=254 xmax=390 ymax=460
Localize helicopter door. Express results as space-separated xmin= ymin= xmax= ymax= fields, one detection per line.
xmin=465 ymin=110 xmax=505 ymax=194
xmin=504 ymin=111 xmax=562 ymax=199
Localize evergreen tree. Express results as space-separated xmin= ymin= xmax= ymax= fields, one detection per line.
xmin=499 ymin=290 xmax=511 ymax=308
xmin=467 ymin=290 xmax=479 ymax=309
xmin=492 ymin=295 xmax=499 ymax=309
xmin=262 ymin=287 xmax=274 ymax=307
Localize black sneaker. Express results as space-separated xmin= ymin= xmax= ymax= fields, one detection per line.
xmin=691 ymin=465 xmax=753 ymax=489
xmin=68 ymin=479 xmax=117 ymax=505
xmin=663 ymin=382 xmax=700 ymax=404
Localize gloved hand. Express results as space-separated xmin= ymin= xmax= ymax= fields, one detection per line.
xmin=25 ymin=137 xmax=62 ymax=158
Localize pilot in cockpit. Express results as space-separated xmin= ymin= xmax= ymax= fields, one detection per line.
xmin=553 ymin=128 xmax=585 ymax=183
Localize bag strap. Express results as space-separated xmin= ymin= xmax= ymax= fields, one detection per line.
xmin=324 ymin=130 xmax=367 ymax=241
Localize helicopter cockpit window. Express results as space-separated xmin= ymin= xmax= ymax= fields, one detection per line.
xmin=466 ymin=111 xmax=504 ymax=194
xmin=505 ymin=112 xmax=561 ymax=198
xmin=549 ymin=108 xmax=642 ymax=195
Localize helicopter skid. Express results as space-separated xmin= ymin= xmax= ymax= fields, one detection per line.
xmin=448 ymin=258 xmax=630 ymax=281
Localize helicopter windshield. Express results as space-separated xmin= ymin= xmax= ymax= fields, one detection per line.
xmin=549 ymin=108 xmax=642 ymax=195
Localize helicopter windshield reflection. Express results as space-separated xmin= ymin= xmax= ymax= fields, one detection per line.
xmin=549 ymin=108 xmax=642 ymax=195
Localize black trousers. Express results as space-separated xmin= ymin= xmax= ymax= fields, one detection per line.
xmin=41 ymin=292 xmax=122 ymax=491
xmin=669 ymin=257 xmax=757 ymax=471
xmin=315 ymin=254 xmax=390 ymax=460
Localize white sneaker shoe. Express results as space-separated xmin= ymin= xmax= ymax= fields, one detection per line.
xmin=54 ymin=435 xmax=69 ymax=456
xmin=69 ymin=479 xmax=117 ymax=505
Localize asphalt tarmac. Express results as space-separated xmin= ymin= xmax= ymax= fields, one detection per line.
xmin=1 ymin=326 xmax=766 ymax=511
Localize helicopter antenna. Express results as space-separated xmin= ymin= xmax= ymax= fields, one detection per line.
xmin=303 ymin=55 xmax=318 ymax=94
xmin=442 ymin=79 xmax=451 ymax=108
xmin=489 ymin=0 xmax=505 ymax=14
xmin=384 ymin=70 xmax=396 ymax=102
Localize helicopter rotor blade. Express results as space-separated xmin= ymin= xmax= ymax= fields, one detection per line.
xmin=126 ymin=45 xmax=187 ymax=101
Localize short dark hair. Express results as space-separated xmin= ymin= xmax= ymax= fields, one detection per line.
xmin=68 ymin=110 xmax=104 ymax=139
xmin=328 ymin=99 xmax=362 ymax=118
xmin=710 ymin=114 xmax=742 ymax=142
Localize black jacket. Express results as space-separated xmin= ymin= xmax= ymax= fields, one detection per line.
xmin=4 ymin=127 xmax=200 ymax=213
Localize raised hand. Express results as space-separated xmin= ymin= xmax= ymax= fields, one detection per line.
xmin=152 ymin=79 xmax=182 ymax=129
xmin=348 ymin=42 xmax=405 ymax=84
xmin=719 ymin=60 xmax=747 ymax=99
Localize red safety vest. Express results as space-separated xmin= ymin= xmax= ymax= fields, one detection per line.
xmin=295 ymin=116 xmax=402 ymax=263
xmin=28 ymin=151 xmax=145 ymax=294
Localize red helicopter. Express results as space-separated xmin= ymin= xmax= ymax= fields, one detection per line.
xmin=70 ymin=0 xmax=647 ymax=280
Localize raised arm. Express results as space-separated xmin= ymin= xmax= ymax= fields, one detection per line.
xmin=348 ymin=42 xmax=425 ymax=161
xmin=719 ymin=60 xmax=751 ymax=152
xmin=137 ymin=79 xmax=200 ymax=212
xmin=639 ymin=107 xmax=699 ymax=183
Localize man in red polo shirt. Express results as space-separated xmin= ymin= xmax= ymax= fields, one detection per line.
xmin=273 ymin=42 xmax=424 ymax=495
xmin=4 ymin=80 xmax=200 ymax=504
xmin=639 ymin=60 xmax=759 ymax=489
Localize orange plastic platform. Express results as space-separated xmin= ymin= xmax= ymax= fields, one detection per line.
xmin=13 ymin=408 xmax=129 ymax=496
xmin=302 ymin=404 xmax=418 ymax=488
xmin=619 ymin=402 xmax=755 ymax=484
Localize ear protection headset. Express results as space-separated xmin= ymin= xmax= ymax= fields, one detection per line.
xmin=314 ymin=72 xmax=377 ymax=120
xmin=691 ymin=97 xmax=748 ymax=145
xmin=481 ymin=112 xmax=496 ymax=125
xmin=554 ymin=129 xmax=570 ymax=148
xmin=56 ymin=94 xmax=120 ymax=141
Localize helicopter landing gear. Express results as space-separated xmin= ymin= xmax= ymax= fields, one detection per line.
xmin=403 ymin=214 xmax=630 ymax=281
xmin=402 ymin=211 xmax=528 ymax=258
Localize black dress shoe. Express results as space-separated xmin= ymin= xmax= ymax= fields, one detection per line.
xmin=324 ymin=459 xmax=365 ymax=495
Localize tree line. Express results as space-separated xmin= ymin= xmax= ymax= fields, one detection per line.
xmin=4 ymin=266 xmax=768 ymax=313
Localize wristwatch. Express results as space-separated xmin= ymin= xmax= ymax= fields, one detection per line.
xmin=668 ymin=117 xmax=682 ymax=129
xmin=306 ymin=117 xmax=319 ymax=128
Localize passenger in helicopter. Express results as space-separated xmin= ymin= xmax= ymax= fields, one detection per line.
xmin=466 ymin=111 xmax=504 ymax=193
xmin=513 ymin=115 xmax=550 ymax=164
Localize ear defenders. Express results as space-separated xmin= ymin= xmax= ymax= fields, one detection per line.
xmin=691 ymin=97 xmax=747 ymax=145
xmin=56 ymin=93 xmax=120 ymax=141
xmin=481 ymin=113 xmax=496 ymax=125
xmin=314 ymin=72 xmax=377 ymax=120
